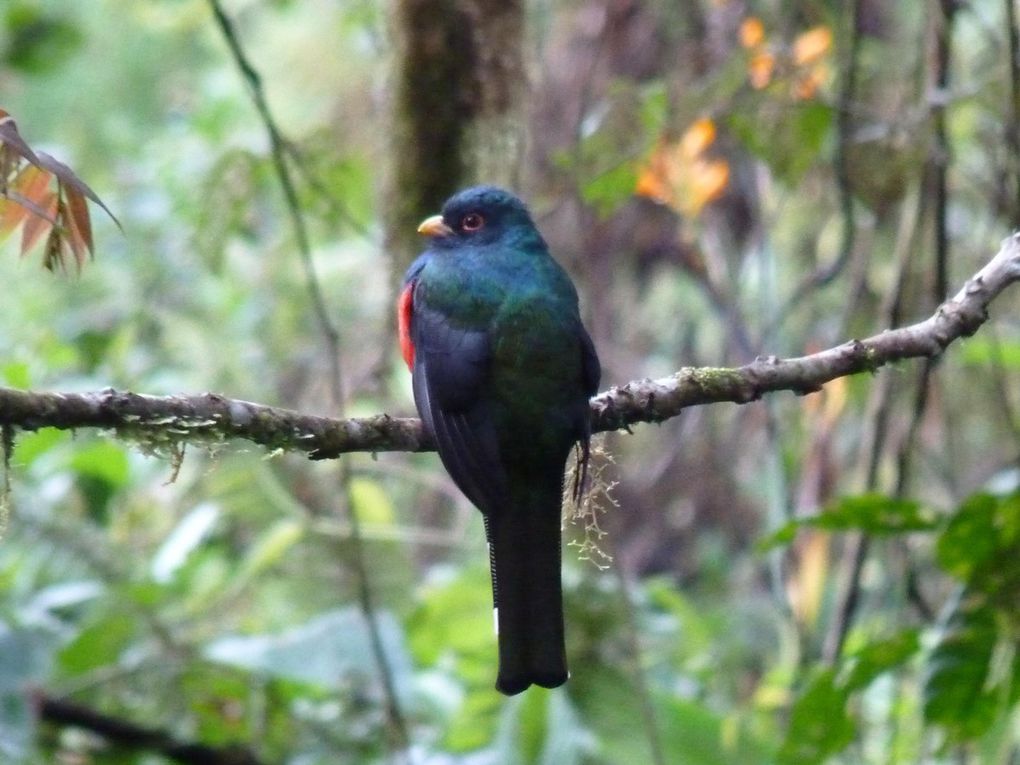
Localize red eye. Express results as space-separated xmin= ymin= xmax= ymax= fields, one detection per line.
xmin=461 ymin=213 xmax=485 ymax=232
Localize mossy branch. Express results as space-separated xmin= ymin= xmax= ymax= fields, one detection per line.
xmin=2 ymin=234 xmax=1019 ymax=457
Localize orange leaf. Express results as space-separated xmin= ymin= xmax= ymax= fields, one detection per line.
xmin=634 ymin=140 xmax=674 ymax=203
xmin=14 ymin=164 xmax=53 ymax=209
xmin=684 ymin=159 xmax=730 ymax=215
xmin=0 ymin=199 xmax=22 ymax=242
xmin=680 ymin=118 xmax=717 ymax=159
xmin=635 ymin=165 xmax=670 ymax=203
xmin=635 ymin=127 xmax=729 ymax=218
xmin=632 ymin=125 xmax=730 ymax=216
xmin=64 ymin=185 xmax=93 ymax=259
xmin=786 ymin=531 xmax=830 ymax=627
xmin=0 ymin=196 xmax=29 ymax=238
xmin=793 ymin=25 xmax=832 ymax=66
xmin=748 ymin=50 xmax=775 ymax=89
xmin=2 ymin=190 xmax=57 ymax=232
xmin=1 ymin=165 xmax=56 ymax=241
xmin=21 ymin=191 xmax=56 ymax=255
xmin=57 ymin=199 xmax=84 ymax=270
xmin=794 ymin=64 xmax=828 ymax=100
xmin=739 ymin=17 xmax=765 ymax=49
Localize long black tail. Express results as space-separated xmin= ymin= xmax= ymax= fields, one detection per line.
xmin=484 ymin=478 xmax=567 ymax=695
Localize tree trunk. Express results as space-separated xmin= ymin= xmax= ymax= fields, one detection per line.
xmin=385 ymin=0 xmax=526 ymax=277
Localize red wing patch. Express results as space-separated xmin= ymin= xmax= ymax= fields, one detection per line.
xmin=398 ymin=282 xmax=415 ymax=370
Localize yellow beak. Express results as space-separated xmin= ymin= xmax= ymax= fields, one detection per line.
xmin=417 ymin=214 xmax=453 ymax=237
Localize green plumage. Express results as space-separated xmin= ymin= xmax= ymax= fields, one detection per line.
xmin=402 ymin=186 xmax=600 ymax=694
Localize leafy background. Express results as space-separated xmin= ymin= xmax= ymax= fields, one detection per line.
xmin=2 ymin=0 xmax=1020 ymax=763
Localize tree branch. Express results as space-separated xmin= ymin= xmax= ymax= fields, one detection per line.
xmin=33 ymin=690 xmax=264 ymax=765
xmin=2 ymin=234 xmax=1018 ymax=456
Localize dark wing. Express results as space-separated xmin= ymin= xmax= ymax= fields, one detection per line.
xmin=410 ymin=292 xmax=510 ymax=516
xmin=571 ymin=324 xmax=601 ymax=502
xmin=580 ymin=324 xmax=600 ymax=399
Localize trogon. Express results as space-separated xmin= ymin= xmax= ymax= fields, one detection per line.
xmin=398 ymin=186 xmax=601 ymax=695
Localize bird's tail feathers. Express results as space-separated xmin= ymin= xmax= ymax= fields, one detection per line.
xmin=485 ymin=478 xmax=567 ymax=695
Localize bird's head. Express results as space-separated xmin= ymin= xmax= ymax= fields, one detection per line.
xmin=417 ymin=186 xmax=540 ymax=249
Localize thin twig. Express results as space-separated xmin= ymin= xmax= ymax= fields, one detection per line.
xmin=932 ymin=0 xmax=957 ymax=301
xmin=282 ymin=140 xmax=374 ymax=240
xmin=896 ymin=360 xmax=937 ymax=498
xmin=822 ymin=534 xmax=869 ymax=663
xmin=1007 ymin=0 xmax=1020 ymax=226
xmin=206 ymin=0 xmax=341 ymax=394
xmin=1 ymin=423 xmax=11 ymax=536
xmin=207 ymin=2 xmax=411 ymax=757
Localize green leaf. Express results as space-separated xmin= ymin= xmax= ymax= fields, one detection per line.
xmin=203 ymin=607 xmax=414 ymax=698
xmin=842 ymin=629 xmax=920 ymax=692
xmin=658 ymin=696 xmax=774 ymax=765
xmin=498 ymin=689 xmax=550 ymax=765
xmin=571 ymin=666 xmax=650 ymax=764
xmin=923 ymin=598 xmax=1000 ymax=741
xmin=0 ymin=622 xmax=59 ymax=760
xmin=729 ymin=102 xmax=833 ymax=184
xmin=778 ymin=669 xmax=854 ymax=765
xmin=24 ymin=580 xmax=103 ymax=618
xmin=644 ymin=577 xmax=716 ymax=653
xmin=572 ymin=663 xmax=773 ymax=765
xmin=491 ymin=689 xmax=587 ymax=765
xmin=236 ymin=518 xmax=304 ymax=580
xmin=639 ymin=82 xmax=669 ymax=133
xmin=758 ymin=494 xmax=936 ymax=551
xmin=68 ymin=440 xmax=129 ymax=487
xmin=3 ymin=3 xmax=83 ymax=74
xmin=443 ymin=689 xmax=503 ymax=752
xmin=123 ymin=580 xmax=169 ymax=608
xmin=959 ymin=336 xmax=1020 ymax=370
xmin=11 ymin=427 xmax=66 ymax=467
xmin=407 ymin=566 xmax=493 ymax=671
xmin=936 ymin=492 xmax=1020 ymax=601
xmin=67 ymin=440 xmax=130 ymax=522
xmin=539 ymin=691 xmax=587 ymax=765
xmin=74 ymin=329 xmax=117 ymax=373
xmin=813 ymin=494 xmax=935 ymax=532
xmin=936 ymin=493 xmax=999 ymax=581
xmin=350 ymin=476 xmax=394 ymax=525
xmin=58 ymin=612 xmax=136 ymax=674
xmin=1 ymin=361 xmax=30 ymax=388
xmin=151 ymin=502 xmax=221 ymax=584
xmin=581 ymin=161 xmax=639 ymax=217
xmin=756 ymin=523 xmax=798 ymax=552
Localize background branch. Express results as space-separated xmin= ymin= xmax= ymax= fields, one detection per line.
xmin=34 ymin=691 xmax=264 ymax=765
xmin=2 ymin=234 xmax=1018 ymax=457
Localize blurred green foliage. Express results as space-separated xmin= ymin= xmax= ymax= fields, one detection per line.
xmin=2 ymin=0 xmax=1020 ymax=763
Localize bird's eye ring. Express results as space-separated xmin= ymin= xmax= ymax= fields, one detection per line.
xmin=461 ymin=213 xmax=485 ymax=232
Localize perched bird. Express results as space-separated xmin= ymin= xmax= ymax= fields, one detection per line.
xmin=398 ymin=186 xmax=600 ymax=695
